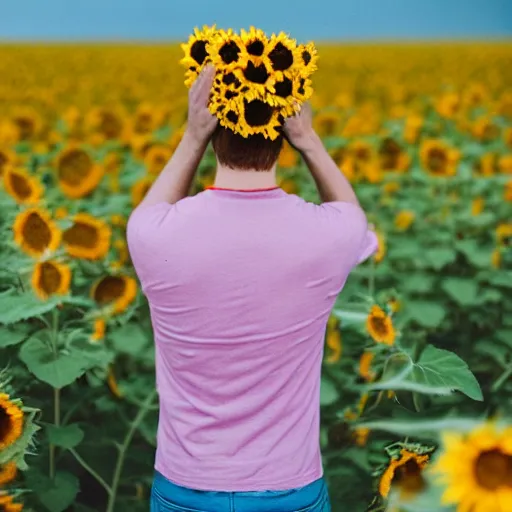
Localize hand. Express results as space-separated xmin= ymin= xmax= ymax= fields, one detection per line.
xmin=283 ymin=102 xmax=317 ymax=153
xmin=185 ymin=65 xmax=218 ymax=145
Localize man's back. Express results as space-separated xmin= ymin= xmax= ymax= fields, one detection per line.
xmin=127 ymin=186 xmax=377 ymax=492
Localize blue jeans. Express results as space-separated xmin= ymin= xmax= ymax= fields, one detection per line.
xmin=151 ymin=471 xmax=331 ymax=511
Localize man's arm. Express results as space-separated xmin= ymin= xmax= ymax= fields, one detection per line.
xmin=283 ymin=103 xmax=359 ymax=205
xmin=138 ymin=65 xmax=218 ymax=208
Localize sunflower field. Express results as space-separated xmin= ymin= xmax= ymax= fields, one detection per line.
xmin=0 ymin=41 xmax=511 ymax=512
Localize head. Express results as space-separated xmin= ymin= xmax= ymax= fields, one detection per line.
xmin=211 ymin=123 xmax=284 ymax=171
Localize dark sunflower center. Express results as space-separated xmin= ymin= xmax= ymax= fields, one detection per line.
xmin=224 ymin=90 xmax=238 ymax=100
xmin=0 ymin=152 xmax=8 ymax=170
xmin=134 ymin=112 xmax=153 ymax=134
xmin=302 ymin=50 xmax=312 ymax=65
xmin=94 ymin=276 xmax=127 ymax=305
xmin=244 ymin=100 xmax=274 ymax=127
xmin=99 ymin=111 xmax=123 ymax=139
xmin=0 ymin=406 xmax=12 ymax=443
xmin=475 ymin=449 xmax=512 ymax=490
xmin=393 ymin=459 xmax=426 ymax=494
xmin=427 ymin=148 xmax=448 ymax=174
xmin=38 ymin=262 xmax=62 ymax=295
xmin=58 ymin=150 xmax=94 ymax=185
xmin=274 ymin=78 xmax=293 ymax=98
xmin=22 ymin=213 xmax=52 ymax=252
xmin=370 ymin=316 xmax=388 ymax=336
xmin=190 ymin=40 xmax=208 ymax=65
xmin=298 ymin=78 xmax=306 ymax=95
xmin=247 ymin=40 xmax=264 ymax=56
xmin=355 ymin=146 xmax=371 ymax=162
xmin=10 ymin=173 xmax=33 ymax=199
xmin=243 ymin=61 xmax=269 ymax=84
xmin=63 ymin=222 xmax=99 ymax=249
xmin=14 ymin=116 xmax=35 ymax=140
xmin=226 ymin=111 xmax=239 ymax=124
xmin=219 ymin=41 xmax=240 ymax=64
xmin=380 ymin=138 xmax=402 ymax=170
xmin=269 ymin=42 xmax=294 ymax=71
xmin=222 ymin=72 xmax=241 ymax=88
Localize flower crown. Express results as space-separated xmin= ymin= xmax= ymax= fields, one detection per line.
xmin=180 ymin=25 xmax=318 ymax=140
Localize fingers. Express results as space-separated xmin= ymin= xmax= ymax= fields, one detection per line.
xmin=191 ymin=65 xmax=215 ymax=106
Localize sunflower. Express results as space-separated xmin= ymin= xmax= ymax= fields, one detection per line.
xmin=131 ymin=177 xmax=154 ymax=207
xmin=496 ymin=223 xmax=512 ymax=246
xmin=325 ymin=324 xmax=342 ymax=363
xmin=472 ymin=116 xmax=500 ymax=142
xmin=474 ymin=153 xmax=499 ymax=176
xmin=11 ymin=107 xmax=42 ymax=140
xmin=62 ymin=213 xmax=111 ymax=260
xmin=394 ymin=210 xmax=415 ymax=231
xmin=131 ymin=103 xmax=163 ymax=136
xmin=91 ymin=318 xmax=106 ymax=342
xmin=144 ymin=144 xmax=172 ymax=175
xmin=471 ymin=197 xmax=485 ymax=216
xmin=378 ymin=137 xmax=410 ymax=173
xmin=0 ymin=394 xmax=24 ymax=451
xmin=208 ymin=29 xmax=249 ymax=75
xmin=13 ymin=207 xmax=61 ymax=258
xmin=3 ymin=166 xmax=43 ymax=205
xmin=266 ymin=32 xmax=302 ymax=81
xmin=91 ymin=275 xmax=137 ymax=314
xmin=54 ymin=206 xmax=68 ymax=220
xmin=85 ymin=106 xmax=124 ymax=140
xmin=0 ymin=494 xmax=23 ymax=512
xmin=382 ymin=181 xmax=400 ymax=195
xmin=367 ymin=305 xmax=395 ymax=345
xmin=181 ymin=25 xmax=219 ymax=86
xmin=435 ymin=92 xmax=460 ymax=119
xmin=379 ymin=449 xmax=430 ymax=499
xmin=359 ymin=351 xmax=376 ymax=382
xmin=31 ymin=260 xmax=72 ymax=300
xmin=240 ymin=26 xmax=269 ymax=67
xmin=374 ymin=231 xmax=386 ymax=264
xmin=296 ymin=42 xmax=318 ymax=78
xmin=462 ymin=83 xmax=488 ymax=108
xmin=420 ymin=139 xmax=460 ymax=177
xmin=431 ymin=422 xmax=512 ymax=512
xmin=499 ymin=155 xmax=512 ymax=174
xmin=504 ymin=128 xmax=512 ymax=149
xmin=56 ymin=145 xmax=104 ymax=199
xmin=279 ymin=178 xmax=299 ymax=194
xmin=0 ymin=461 xmax=17 ymax=486
xmin=491 ymin=249 xmax=502 ymax=269
xmin=313 ymin=111 xmax=340 ymax=137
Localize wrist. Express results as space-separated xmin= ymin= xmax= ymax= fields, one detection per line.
xmin=182 ymin=127 xmax=210 ymax=150
xmin=296 ymin=130 xmax=321 ymax=155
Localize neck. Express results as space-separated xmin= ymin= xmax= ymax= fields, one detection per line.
xmin=212 ymin=162 xmax=278 ymax=190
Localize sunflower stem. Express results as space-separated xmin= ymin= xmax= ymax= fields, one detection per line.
xmin=69 ymin=447 xmax=112 ymax=496
xmin=49 ymin=309 xmax=60 ymax=480
xmin=105 ymin=389 xmax=157 ymax=512
xmin=491 ymin=364 xmax=512 ymax=393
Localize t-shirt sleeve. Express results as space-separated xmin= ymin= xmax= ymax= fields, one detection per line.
xmin=318 ymin=201 xmax=379 ymax=267
xmin=126 ymin=202 xmax=174 ymax=288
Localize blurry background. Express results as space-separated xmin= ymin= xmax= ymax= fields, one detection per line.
xmin=0 ymin=2 xmax=511 ymax=512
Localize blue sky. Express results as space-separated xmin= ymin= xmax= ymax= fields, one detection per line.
xmin=1 ymin=0 xmax=511 ymax=41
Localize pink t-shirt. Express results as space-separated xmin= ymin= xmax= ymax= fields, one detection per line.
xmin=126 ymin=186 xmax=378 ymax=492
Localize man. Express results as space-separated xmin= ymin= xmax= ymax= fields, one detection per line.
xmin=127 ymin=65 xmax=377 ymax=512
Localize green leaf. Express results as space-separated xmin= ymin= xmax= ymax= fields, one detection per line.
xmin=320 ymin=377 xmax=339 ymax=406
xmin=19 ymin=338 xmax=89 ymax=389
xmin=424 ymin=248 xmax=456 ymax=270
xmin=0 ymin=324 xmax=31 ymax=347
xmin=456 ymin=240 xmax=493 ymax=268
xmin=35 ymin=471 xmax=80 ymax=512
xmin=366 ymin=345 xmax=483 ymax=401
xmin=405 ymin=301 xmax=446 ymax=328
xmin=442 ymin=278 xmax=478 ymax=306
xmin=400 ymin=273 xmax=435 ymax=294
xmin=0 ymin=292 xmax=60 ymax=324
xmin=108 ymin=323 xmax=149 ymax=356
xmin=487 ymin=271 xmax=512 ymax=288
xmin=46 ymin=424 xmax=84 ymax=449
